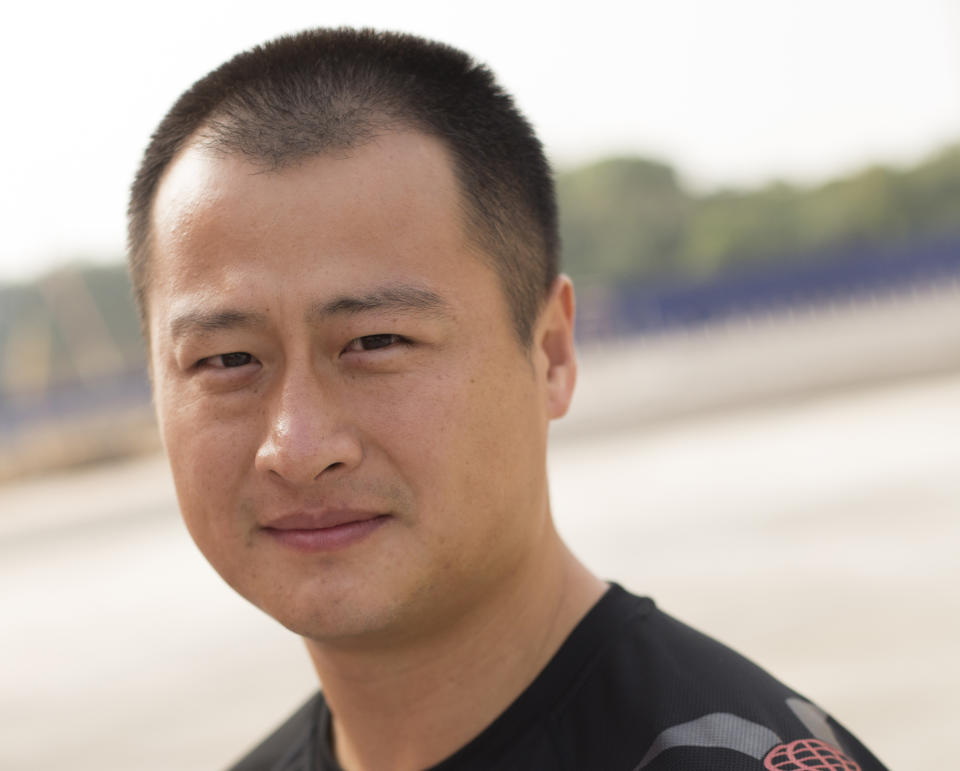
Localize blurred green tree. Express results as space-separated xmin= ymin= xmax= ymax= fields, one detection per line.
xmin=557 ymin=157 xmax=691 ymax=283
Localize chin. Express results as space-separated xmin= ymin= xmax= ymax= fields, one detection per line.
xmin=253 ymin=576 xmax=409 ymax=645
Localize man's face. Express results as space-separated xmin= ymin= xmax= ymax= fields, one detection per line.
xmin=147 ymin=131 xmax=566 ymax=644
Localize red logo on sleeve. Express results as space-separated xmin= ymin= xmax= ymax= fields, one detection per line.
xmin=764 ymin=738 xmax=861 ymax=770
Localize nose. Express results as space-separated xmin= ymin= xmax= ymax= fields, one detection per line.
xmin=254 ymin=368 xmax=363 ymax=485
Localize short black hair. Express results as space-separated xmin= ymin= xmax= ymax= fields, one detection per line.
xmin=128 ymin=27 xmax=559 ymax=344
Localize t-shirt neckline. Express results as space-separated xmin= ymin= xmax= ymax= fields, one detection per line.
xmin=315 ymin=582 xmax=651 ymax=770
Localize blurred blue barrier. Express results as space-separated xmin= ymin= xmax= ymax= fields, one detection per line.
xmin=576 ymin=233 xmax=960 ymax=341
xmin=0 ymin=368 xmax=151 ymax=442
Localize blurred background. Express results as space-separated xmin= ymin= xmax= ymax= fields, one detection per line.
xmin=2 ymin=1 xmax=958 ymax=768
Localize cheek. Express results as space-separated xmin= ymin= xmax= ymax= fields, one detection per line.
xmin=350 ymin=374 xmax=454 ymax=481
xmin=368 ymin=362 xmax=545 ymax=515
xmin=168 ymin=419 xmax=253 ymax=484
xmin=156 ymin=387 xmax=262 ymax=531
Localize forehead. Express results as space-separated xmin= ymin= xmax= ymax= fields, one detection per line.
xmin=147 ymin=131 xmax=499 ymax=327
xmin=152 ymin=130 xmax=464 ymax=259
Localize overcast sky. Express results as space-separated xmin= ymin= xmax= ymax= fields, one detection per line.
xmin=3 ymin=0 xmax=958 ymax=282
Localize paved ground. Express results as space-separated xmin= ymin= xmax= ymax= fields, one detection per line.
xmin=3 ymin=295 xmax=958 ymax=770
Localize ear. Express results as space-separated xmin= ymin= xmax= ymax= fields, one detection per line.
xmin=534 ymin=275 xmax=578 ymax=420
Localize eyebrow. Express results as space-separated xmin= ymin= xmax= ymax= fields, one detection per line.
xmin=169 ymin=308 xmax=268 ymax=340
xmin=307 ymin=284 xmax=453 ymax=322
xmin=168 ymin=284 xmax=453 ymax=340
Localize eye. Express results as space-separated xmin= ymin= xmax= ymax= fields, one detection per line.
xmin=198 ymin=352 xmax=256 ymax=369
xmin=342 ymin=334 xmax=407 ymax=354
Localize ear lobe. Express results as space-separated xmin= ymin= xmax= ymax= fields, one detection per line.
xmin=537 ymin=275 xmax=577 ymax=420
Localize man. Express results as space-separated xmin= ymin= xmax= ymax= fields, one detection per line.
xmin=129 ymin=28 xmax=888 ymax=771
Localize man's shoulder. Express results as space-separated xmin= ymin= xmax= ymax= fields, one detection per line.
xmin=600 ymin=586 xmax=799 ymax=709
xmin=226 ymin=691 xmax=323 ymax=771
xmin=547 ymin=583 xmax=888 ymax=770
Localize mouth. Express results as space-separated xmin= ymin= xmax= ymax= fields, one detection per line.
xmin=261 ymin=511 xmax=392 ymax=553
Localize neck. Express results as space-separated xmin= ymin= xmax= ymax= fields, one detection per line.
xmin=305 ymin=527 xmax=605 ymax=771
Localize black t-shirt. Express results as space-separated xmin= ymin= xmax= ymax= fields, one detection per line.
xmin=228 ymin=584 xmax=889 ymax=770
